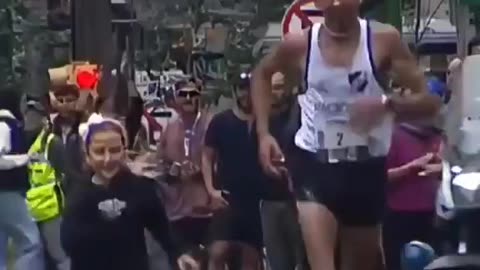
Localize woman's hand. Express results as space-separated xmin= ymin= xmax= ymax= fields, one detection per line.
xmin=177 ymin=254 xmax=200 ymax=270
xmin=418 ymin=163 xmax=442 ymax=177
xmin=407 ymin=153 xmax=435 ymax=170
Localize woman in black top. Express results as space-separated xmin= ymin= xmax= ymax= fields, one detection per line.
xmin=60 ymin=113 xmax=198 ymax=270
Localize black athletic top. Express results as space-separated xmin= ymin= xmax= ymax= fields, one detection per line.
xmin=61 ymin=168 xmax=182 ymax=270
xmin=204 ymin=109 xmax=264 ymax=201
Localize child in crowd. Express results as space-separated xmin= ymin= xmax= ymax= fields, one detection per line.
xmin=60 ymin=113 xmax=198 ymax=270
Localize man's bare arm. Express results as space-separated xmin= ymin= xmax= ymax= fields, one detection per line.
xmin=386 ymin=27 xmax=442 ymax=119
xmin=251 ymin=34 xmax=306 ymax=136
xmin=201 ymin=146 xmax=216 ymax=193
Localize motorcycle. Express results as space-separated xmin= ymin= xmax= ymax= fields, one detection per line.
xmin=402 ymin=55 xmax=480 ymax=270
xmin=403 ymin=160 xmax=480 ymax=270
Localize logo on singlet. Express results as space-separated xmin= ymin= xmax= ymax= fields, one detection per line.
xmin=348 ymin=71 xmax=368 ymax=93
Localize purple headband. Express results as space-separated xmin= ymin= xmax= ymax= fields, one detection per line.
xmin=84 ymin=121 xmax=126 ymax=149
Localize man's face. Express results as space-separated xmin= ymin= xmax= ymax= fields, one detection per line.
xmin=234 ymin=85 xmax=252 ymax=113
xmin=318 ymin=0 xmax=360 ymax=18
xmin=53 ymin=92 xmax=78 ymax=117
xmin=271 ymin=73 xmax=292 ymax=112
xmin=176 ymin=83 xmax=201 ymax=113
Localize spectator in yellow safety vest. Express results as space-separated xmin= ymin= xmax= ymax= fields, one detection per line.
xmin=26 ymin=88 xmax=72 ymax=270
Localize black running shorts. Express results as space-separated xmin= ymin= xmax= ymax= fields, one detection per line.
xmin=209 ymin=198 xmax=263 ymax=249
xmin=287 ymin=146 xmax=387 ymax=226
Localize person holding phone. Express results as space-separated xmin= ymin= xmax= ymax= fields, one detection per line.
xmin=150 ymin=78 xmax=212 ymax=269
xmin=383 ymin=78 xmax=447 ymax=270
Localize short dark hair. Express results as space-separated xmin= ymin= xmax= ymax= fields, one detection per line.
xmin=0 ymin=85 xmax=23 ymax=122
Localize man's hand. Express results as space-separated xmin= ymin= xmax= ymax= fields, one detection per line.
xmin=258 ymin=133 xmax=285 ymax=178
xmin=348 ymin=96 xmax=389 ymax=133
xmin=208 ymin=189 xmax=229 ymax=211
xmin=180 ymin=161 xmax=200 ymax=179
xmin=177 ymin=254 xmax=200 ymax=270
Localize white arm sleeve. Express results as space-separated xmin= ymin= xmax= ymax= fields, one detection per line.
xmin=0 ymin=122 xmax=12 ymax=155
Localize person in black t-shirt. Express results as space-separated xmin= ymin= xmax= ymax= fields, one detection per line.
xmin=257 ymin=72 xmax=309 ymax=270
xmin=60 ymin=114 xmax=198 ymax=270
xmin=202 ymin=71 xmax=263 ymax=270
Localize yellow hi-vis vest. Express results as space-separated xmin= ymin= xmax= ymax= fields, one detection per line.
xmin=26 ymin=130 xmax=64 ymax=222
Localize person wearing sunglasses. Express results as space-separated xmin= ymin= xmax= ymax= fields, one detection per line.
xmin=151 ymin=78 xmax=212 ymax=268
xmin=202 ymin=70 xmax=264 ymax=270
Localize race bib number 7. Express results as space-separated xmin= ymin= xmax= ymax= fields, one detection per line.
xmin=323 ymin=122 xmax=368 ymax=149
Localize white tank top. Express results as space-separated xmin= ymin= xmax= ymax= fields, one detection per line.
xmin=295 ymin=19 xmax=393 ymax=156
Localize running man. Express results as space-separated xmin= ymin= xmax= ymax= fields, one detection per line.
xmin=251 ymin=1 xmax=442 ymax=270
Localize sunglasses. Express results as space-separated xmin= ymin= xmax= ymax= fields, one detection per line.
xmin=177 ymin=90 xmax=201 ymax=98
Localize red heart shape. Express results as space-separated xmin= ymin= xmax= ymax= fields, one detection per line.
xmin=76 ymin=71 xmax=98 ymax=90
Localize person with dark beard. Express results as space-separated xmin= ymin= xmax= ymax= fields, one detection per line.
xmin=258 ymin=72 xmax=309 ymax=270
xmin=202 ymin=71 xmax=263 ymax=270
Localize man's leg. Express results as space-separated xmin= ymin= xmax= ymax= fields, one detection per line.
xmin=287 ymin=147 xmax=338 ymax=270
xmin=208 ymin=241 xmax=232 ymax=270
xmin=339 ymin=157 xmax=387 ymax=270
xmin=283 ymin=202 xmax=309 ymax=270
xmin=260 ymin=200 xmax=297 ymax=270
xmin=0 ymin=191 xmax=45 ymax=270
xmin=239 ymin=244 xmax=261 ymax=270
xmin=38 ymin=218 xmax=70 ymax=270
xmin=297 ymin=202 xmax=337 ymax=270
xmin=340 ymin=226 xmax=382 ymax=270
xmin=208 ymin=208 xmax=236 ymax=270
